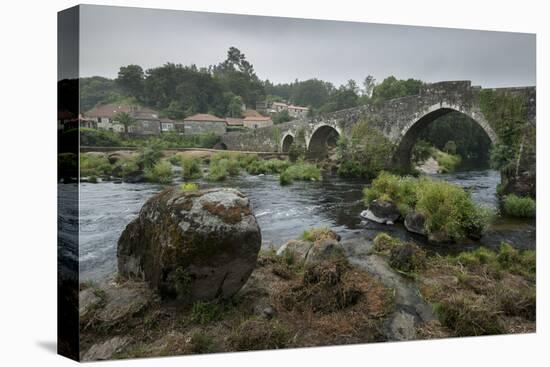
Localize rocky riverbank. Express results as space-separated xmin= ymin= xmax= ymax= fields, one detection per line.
xmin=78 ymin=184 xmax=535 ymax=360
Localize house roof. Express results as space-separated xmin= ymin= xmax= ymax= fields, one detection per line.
xmin=184 ymin=113 xmax=226 ymax=123
xmin=85 ymin=104 xmax=134 ymax=118
xmin=288 ymin=105 xmax=309 ymax=110
xmin=225 ymin=117 xmax=244 ymax=126
xmin=243 ymin=109 xmax=263 ymax=117
xmin=272 ymin=102 xmax=287 ymax=107
xmin=244 ymin=116 xmax=273 ymax=122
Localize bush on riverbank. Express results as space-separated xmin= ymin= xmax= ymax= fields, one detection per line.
xmin=181 ymin=157 xmax=203 ymax=179
xmin=503 ymin=194 xmax=536 ymax=218
xmin=80 ymin=128 xmax=122 ymax=147
xmin=246 ymin=159 xmax=290 ymax=175
xmin=80 ymin=153 xmax=113 ymax=177
xmin=363 ymin=172 xmax=491 ymax=241
xmin=420 ymin=242 xmax=535 ymax=336
xmin=280 ymin=162 xmax=321 ymax=185
xmin=144 ymin=160 xmax=173 ymax=183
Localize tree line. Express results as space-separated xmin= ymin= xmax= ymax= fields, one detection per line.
xmin=80 ymin=47 xmax=424 ymax=119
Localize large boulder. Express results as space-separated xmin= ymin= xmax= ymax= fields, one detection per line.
xmin=117 ymin=187 xmax=261 ymax=302
xmin=361 ymin=200 xmax=400 ymax=225
xmin=107 ymin=150 xmax=138 ymax=164
xmin=404 ymin=211 xmax=427 ymax=235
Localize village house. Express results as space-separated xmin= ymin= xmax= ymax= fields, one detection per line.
xmin=287 ymin=104 xmax=309 ymax=118
xmin=84 ymin=104 xmax=170 ymax=135
xmin=160 ymin=118 xmax=176 ymax=133
xmin=182 ymin=113 xmax=227 ymax=135
xmin=243 ymin=115 xmax=273 ymax=129
xmin=225 ymin=117 xmax=244 ymax=129
xmin=261 ymin=101 xmax=309 ymax=118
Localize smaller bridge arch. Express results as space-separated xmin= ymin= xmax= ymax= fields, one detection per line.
xmin=280 ymin=132 xmax=295 ymax=153
xmin=394 ymin=103 xmax=498 ymax=170
xmin=306 ymin=123 xmax=342 ymax=160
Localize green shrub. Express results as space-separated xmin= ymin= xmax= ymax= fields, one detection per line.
xmin=279 ymin=162 xmax=321 ymax=185
xmin=364 ymin=173 xmax=491 ymax=241
xmin=299 ymin=227 xmax=338 ymax=242
xmin=144 ymin=160 xmax=172 ymax=183
xmin=246 ymin=159 xmax=290 ymax=175
xmin=181 ymin=157 xmax=202 ymax=179
xmin=415 ymin=178 xmax=490 ymax=241
xmin=80 ymin=153 xmax=112 ymax=177
xmin=138 ymin=142 xmax=164 ymax=169
xmin=180 ymin=182 xmax=199 ymax=192
xmin=115 ymin=158 xmax=140 ymax=178
xmin=363 ymin=171 xmax=418 ymax=215
xmin=503 ymin=194 xmax=535 ymax=218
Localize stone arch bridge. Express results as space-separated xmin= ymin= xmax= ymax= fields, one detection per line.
xmin=221 ymin=81 xmax=536 ymax=169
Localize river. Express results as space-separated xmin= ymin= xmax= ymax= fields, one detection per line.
xmin=76 ymin=169 xmax=534 ymax=281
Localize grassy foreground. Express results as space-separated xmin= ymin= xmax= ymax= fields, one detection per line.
xmin=80 ymin=248 xmax=393 ymax=359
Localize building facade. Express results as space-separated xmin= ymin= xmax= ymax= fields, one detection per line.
xmin=243 ymin=116 xmax=273 ymax=129
xmin=183 ymin=113 xmax=227 ymax=135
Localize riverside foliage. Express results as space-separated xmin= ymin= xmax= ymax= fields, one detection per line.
xmin=363 ymin=172 xmax=491 ymax=241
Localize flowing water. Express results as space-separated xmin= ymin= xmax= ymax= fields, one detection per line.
xmin=75 ymin=169 xmax=534 ymax=281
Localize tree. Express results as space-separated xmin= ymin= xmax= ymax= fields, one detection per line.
xmin=116 ymin=65 xmax=145 ymax=98
xmin=273 ymin=109 xmax=291 ymax=124
xmin=227 ymin=95 xmax=243 ymax=117
xmin=362 ymin=75 xmax=376 ymax=98
xmin=372 ymin=76 xmax=423 ymax=102
xmin=114 ymin=112 xmax=136 ymax=134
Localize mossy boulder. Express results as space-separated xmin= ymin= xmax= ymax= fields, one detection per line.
xmin=117 ymin=187 xmax=261 ymax=302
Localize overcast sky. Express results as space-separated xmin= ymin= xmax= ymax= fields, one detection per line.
xmin=77 ymin=5 xmax=536 ymax=88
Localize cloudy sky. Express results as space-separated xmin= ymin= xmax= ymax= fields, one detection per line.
xmin=77 ymin=5 xmax=536 ymax=88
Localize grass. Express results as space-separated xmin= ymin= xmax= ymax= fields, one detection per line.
xmin=364 ymin=172 xmax=492 ymax=241
xmin=279 ymin=162 xmax=321 ymax=185
xmin=503 ymin=194 xmax=536 ymax=218
xmin=144 ymin=160 xmax=173 ymax=184
xmin=180 ymin=182 xmax=199 ymax=192
xmin=229 ymin=318 xmax=290 ymax=351
xmin=190 ymin=301 xmax=224 ymax=325
xmin=299 ymin=227 xmax=338 ymax=243
xmin=189 ymin=332 xmax=215 ymax=354
xmin=433 ymin=149 xmax=462 ymax=173
xmin=420 ymin=243 xmax=536 ymax=336
xmin=80 ymin=153 xmax=113 ymax=177
xmin=370 ymin=233 xmax=426 ymax=274
xmin=246 ymin=159 xmax=290 ymax=175
xmin=180 ymin=157 xmax=202 ymax=179
xmin=206 ymin=153 xmax=242 ymax=181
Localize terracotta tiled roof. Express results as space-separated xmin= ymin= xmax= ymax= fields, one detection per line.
xmin=225 ymin=117 xmax=244 ymax=126
xmin=184 ymin=113 xmax=226 ymax=123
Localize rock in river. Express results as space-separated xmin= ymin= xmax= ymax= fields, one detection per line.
xmin=117 ymin=187 xmax=261 ymax=302
xmin=404 ymin=211 xmax=427 ymax=235
xmin=361 ymin=199 xmax=400 ymax=225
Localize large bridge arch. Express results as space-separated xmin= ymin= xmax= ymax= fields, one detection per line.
xmin=306 ymin=123 xmax=342 ymax=159
xmin=393 ymin=103 xmax=498 ymax=170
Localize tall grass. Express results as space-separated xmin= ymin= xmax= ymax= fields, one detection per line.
xmin=144 ymin=160 xmax=173 ymax=184
xmin=279 ymin=163 xmax=321 ymax=185
xmin=503 ymin=195 xmax=535 ymax=218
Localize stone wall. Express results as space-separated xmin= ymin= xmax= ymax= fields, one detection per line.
xmin=183 ymin=121 xmax=226 ymax=135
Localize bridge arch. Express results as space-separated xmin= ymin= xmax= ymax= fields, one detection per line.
xmin=306 ymin=123 xmax=342 ymax=159
xmin=280 ymin=133 xmax=295 ymax=153
xmin=394 ymin=103 xmax=498 ymax=170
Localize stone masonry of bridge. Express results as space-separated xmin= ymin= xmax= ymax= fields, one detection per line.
xmin=221 ymin=81 xmax=536 ymax=169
